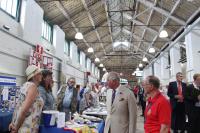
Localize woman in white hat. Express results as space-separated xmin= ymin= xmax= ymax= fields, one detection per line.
xmin=9 ymin=65 xmax=44 ymax=133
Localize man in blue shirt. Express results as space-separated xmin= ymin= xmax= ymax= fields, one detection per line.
xmin=56 ymin=77 xmax=78 ymax=120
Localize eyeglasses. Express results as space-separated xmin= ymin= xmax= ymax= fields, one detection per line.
xmin=69 ymin=80 xmax=75 ymax=83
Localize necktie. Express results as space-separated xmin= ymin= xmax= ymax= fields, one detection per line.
xmin=178 ymin=82 xmax=182 ymax=95
xmin=112 ymin=90 xmax=116 ymax=104
xmin=178 ymin=82 xmax=183 ymax=102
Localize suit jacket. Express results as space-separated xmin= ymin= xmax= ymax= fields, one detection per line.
xmin=167 ymin=81 xmax=186 ymax=109
xmin=184 ymin=83 xmax=200 ymax=115
xmin=104 ymin=85 xmax=137 ymax=133
xmin=56 ymin=84 xmax=78 ymax=113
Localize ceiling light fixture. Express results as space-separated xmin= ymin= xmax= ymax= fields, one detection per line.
xmin=87 ymin=47 xmax=94 ymax=53
xmin=142 ymin=57 xmax=148 ymax=62
xmin=99 ymin=63 xmax=104 ymax=67
xmin=159 ymin=30 xmax=168 ymax=38
xmin=139 ymin=63 xmax=143 ymax=68
xmin=95 ymin=57 xmax=100 ymax=62
xmin=149 ymin=47 xmax=155 ymax=53
xmin=103 ymin=68 xmax=106 ymax=71
xmin=75 ymin=32 xmax=83 ymax=39
xmin=159 ymin=0 xmax=168 ymax=38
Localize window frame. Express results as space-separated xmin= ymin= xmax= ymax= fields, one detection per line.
xmin=64 ymin=40 xmax=69 ymax=55
xmin=77 ymin=49 xmax=81 ymax=64
xmin=0 ymin=0 xmax=22 ymax=21
xmin=42 ymin=19 xmax=53 ymax=43
xmin=85 ymin=57 xmax=87 ymax=68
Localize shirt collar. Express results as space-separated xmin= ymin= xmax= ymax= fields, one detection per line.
xmin=147 ymin=91 xmax=161 ymax=103
xmin=193 ymin=82 xmax=199 ymax=90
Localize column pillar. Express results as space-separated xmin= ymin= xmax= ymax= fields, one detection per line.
xmin=154 ymin=59 xmax=161 ymax=78
xmin=53 ymin=25 xmax=65 ymax=59
xmin=160 ymin=53 xmax=170 ymax=86
xmin=169 ymin=45 xmax=181 ymax=81
xmin=185 ymin=24 xmax=200 ymax=82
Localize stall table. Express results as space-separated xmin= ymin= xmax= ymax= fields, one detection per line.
xmin=39 ymin=121 xmax=104 ymax=133
xmin=82 ymin=109 xmax=107 ymax=120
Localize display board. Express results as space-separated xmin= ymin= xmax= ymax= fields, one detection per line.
xmin=0 ymin=76 xmax=19 ymax=111
xmin=29 ymin=44 xmax=53 ymax=70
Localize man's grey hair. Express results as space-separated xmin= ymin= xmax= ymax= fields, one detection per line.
xmin=107 ymin=72 xmax=120 ymax=81
xmin=67 ymin=77 xmax=76 ymax=82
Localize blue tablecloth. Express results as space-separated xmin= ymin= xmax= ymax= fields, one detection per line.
xmin=97 ymin=121 xmax=104 ymax=133
xmin=0 ymin=111 xmax=13 ymax=132
xmin=39 ymin=121 xmax=105 ymax=133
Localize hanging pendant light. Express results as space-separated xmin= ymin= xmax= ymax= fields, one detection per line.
xmin=159 ymin=30 xmax=168 ymax=38
xmin=103 ymin=68 xmax=106 ymax=71
xmin=149 ymin=47 xmax=155 ymax=53
xmin=95 ymin=57 xmax=100 ymax=62
xmin=87 ymin=47 xmax=94 ymax=53
xmin=159 ymin=0 xmax=168 ymax=39
xmin=75 ymin=32 xmax=83 ymax=39
xmin=142 ymin=57 xmax=148 ymax=62
xmin=139 ymin=63 xmax=143 ymax=68
xmin=99 ymin=63 xmax=104 ymax=67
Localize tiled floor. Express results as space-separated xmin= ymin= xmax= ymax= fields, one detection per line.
xmin=136 ymin=107 xmax=145 ymax=133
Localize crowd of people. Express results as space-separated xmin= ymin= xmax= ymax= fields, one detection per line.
xmin=7 ymin=65 xmax=200 ymax=133
xmin=8 ymin=65 xmax=104 ymax=133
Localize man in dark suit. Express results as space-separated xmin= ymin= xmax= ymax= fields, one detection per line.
xmin=138 ymin=81 xmax=146 ymax=116
xmin=167 ymin=72 xmax=187 ymax=133
xmin=184 ymin=73 xmax=200 ymax=133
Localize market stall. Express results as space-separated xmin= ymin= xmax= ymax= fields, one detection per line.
xmin=39 ymin=121 xmax=104 ymax=133
xmin=39 ymin=111 xmax=105 ymax=133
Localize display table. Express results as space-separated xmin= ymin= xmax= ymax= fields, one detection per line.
xmin=0 ymin=110 xmax=13 ymax=132
xmin=83 ymin=107 xmax=107 ymax=119
xmin=39 ymin=121 xmax=105 ymax=133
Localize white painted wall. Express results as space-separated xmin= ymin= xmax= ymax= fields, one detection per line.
xmin=160 ymin=54 xmax=170 ymax=86
xmin=21 ymin=0 xmax=43 ymax=45
xmin=0 ymin=0 xmax=100 ymax=98
xmin=169 ymin=45 xmax=182 ymax=81
xmin=185 ymin=24 xmax=200 ymax=82
xmin=53 ymin=25 xmax=65 ymax=59
xmin=154 ymin=59 xmax=161 ymax=78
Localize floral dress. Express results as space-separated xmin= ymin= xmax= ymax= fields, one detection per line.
xmin=12 ymin=82 xmax=44 ymax=133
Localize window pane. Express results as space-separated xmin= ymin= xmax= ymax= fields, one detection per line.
xmin=42 ymin=20 xmax=52 ymax=43
xmin=0 ymin=0 xmax=19 ymax=18
xmin=1 ymin=0 xmax=7 ymax=10
xmin=64 ymin=41 xmax=68 ymax=53
xmin=85 ymin=57 xmax=87 ymax=68
xmin=68 ymin=43 xmax=70 ymax=56
xmin=43 ymin=21 xmax=47 ymax=38
xmin=42 ymin=21 xmax=44 ymax=37
xmin=48 ymin=26 xmax=51 ymax=41
xmin=6 ymin=0 xmax=12 ymax=15
xmin=11 ymin=0 xmax=17 ymax=17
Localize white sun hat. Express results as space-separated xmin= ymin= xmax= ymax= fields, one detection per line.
xmin=25 ymin=65 xmax=42 ymax=81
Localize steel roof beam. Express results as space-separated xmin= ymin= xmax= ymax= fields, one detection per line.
xmin=136 ymin=0 xmax=158 ymax=53
xmin=81 ymin=0 xmax=106 ymax=55
xmin=137 ymin=0 xmax=186 ymax=25
xmin=102 ymin=0 xmax=113 ymax=42
xmin=144 ymin=0 xmax=181 ymax=59
xmin=55 ymin=1 xmax=99 ymax=62
xmin=59 ymin=0 xmax=103 ymax=27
